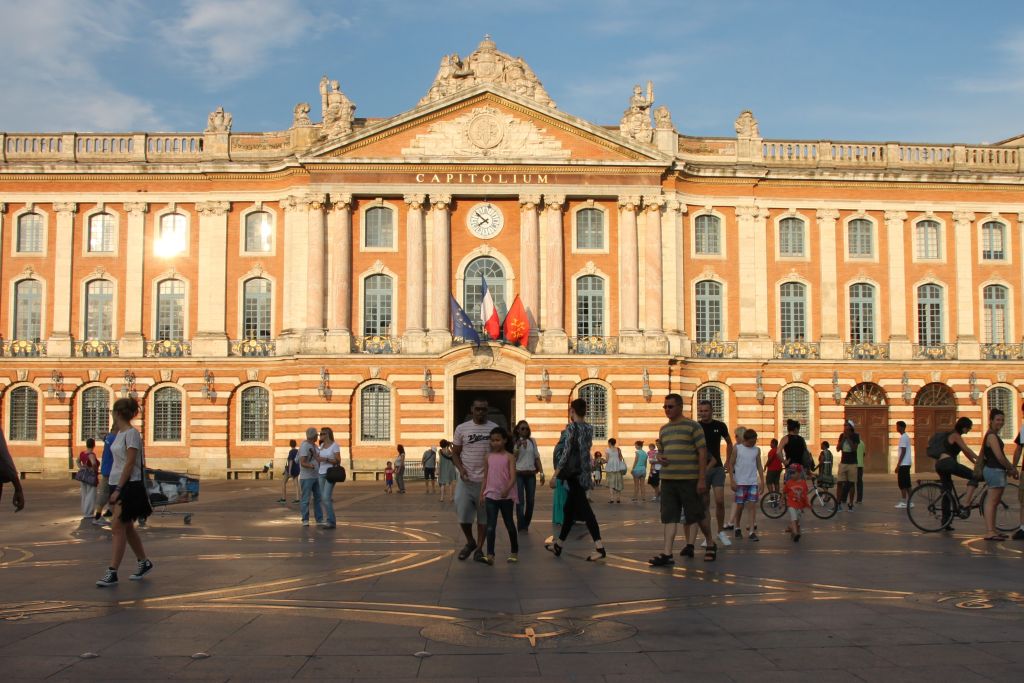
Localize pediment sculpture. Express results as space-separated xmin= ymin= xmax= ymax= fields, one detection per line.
xmin=619 ymin=81 xmax=654 ymax=144
xmin=319 ymin=76 xmax=356 ymax=138
xmin=419 ymin=36 xmax=555 ymax=108
xmin=401 ymin=106 xmax=569 ymax=159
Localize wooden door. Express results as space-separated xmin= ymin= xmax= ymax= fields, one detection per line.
xmin=845 ymin=406 xmax=890 ymax=473
xmin=913 ymin=407 xmax=957 ymax=473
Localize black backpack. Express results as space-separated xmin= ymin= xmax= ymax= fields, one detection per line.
xmin=926 ymin=431 xmax=950 ymax=459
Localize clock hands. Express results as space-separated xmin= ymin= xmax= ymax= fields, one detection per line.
xmin=474 ymin=211 xmax=490 ymax=226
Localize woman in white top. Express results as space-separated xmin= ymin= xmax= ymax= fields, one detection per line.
xmin=729 ymin=428 xmax=766 ymax=541
xmin=96 ymin=398 xmax=153 ymax=587
xmin=512 ymin=420 xmax=545 ymax=531
xmin=604 ymin=438 xmax=626 ymax=503
xmin=317 ymin=427 xmax=341 ymax=529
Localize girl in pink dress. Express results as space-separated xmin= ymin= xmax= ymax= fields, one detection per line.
xmin=479 ymin=427 xmax=519 ymax=565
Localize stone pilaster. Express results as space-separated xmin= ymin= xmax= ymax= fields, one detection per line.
xmin=326 ymin=194 xmax=352 ymax=352
xmin=817 ymin=209 xmax=842 ymax=359
xmin=752 ymin=206 xmax=770 ymax=340
xmin=885 ymin=211 xmax=911 ymax=359
xmin=519 ymin=194 xmax=541 ymax=349
xmin=736 ymin=205 xmax=772 ymax=359
xmin=193 ymin=201 xmax=230 ymax=357
xmin=618 ymin=196 xmax=642 ymax=353
xmin=426 ymin=194 xmax=452 ymax=352
xmin=120 ymin=202 xmax=148 ymax=357
xmin=665 ymin=200 xmax=688 ymax=354
xmin=540 ymin=194 xmax=567 ymax=353
xmin=303 ymin=194 xmax=327 ymax=351
xmin=643 ymin=195 xmax=668 ymax=353
xmin=953 ymin=210 xmax=979 ymax=359
xmin=0 ymin=204 xmax=5 ymax=322
xmin=403 ymin=193 xmax=428 ymax=352
xmin=48 ymin=202 xmax=76 ymax=356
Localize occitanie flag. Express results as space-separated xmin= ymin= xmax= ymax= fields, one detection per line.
xmin=503 ymin=295 xmax=530 ymax=346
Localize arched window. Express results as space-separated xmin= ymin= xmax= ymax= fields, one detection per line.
xmin=80 ymin=386 xmax=110 ymax=442
xmin=88 ymin=213 xmax=114 ymax=253
xmin=84 ymin=280 xmax=113 ymax=340
xmin=849 ymin=283 xmax=876 ymax=344
xmin=579 ymin=383 xmax=608 ymax=441
xmin=576 ymin=275 xmax=605 ymax=337
xmin=364 ymin=206 xmax=394 ymax=248
xmin=13 ymin=280 xmax=42 ymax=341
xmin=696 ymin=385 xmax=725 ymax=421
xmin=779 ymin=217 xmax=805 ymax=256
xmin=152 ymin=387 xmax=182 ymax=442
xmin=242 ymin=278 xmax=272 ymax=339
xmin=16 ymin=213 xmax=43 ymax=253
xmin=8 ymin=386 xmax=38 ymax=441
xmin=779 ymin=282 xmax=807 ymax=342
xmin=576 ymin=208 xmax=604 ymax=249
xmin=363 ymin=274 xmax=393 ymax=336
xmin=157 ymin=213 xmax=187 ymax=257
xmin=695 ymin=214 xmax=721 ymax=255
xmin=360 ymin=384 xmax=391 ymax=442
xmin=987 ymin=387 xmax=1015 ymax=440
xmin=848 ymin=219 xmax=873 ymax=258
xmin=982 ymin=284 xmax=1009 ymax=344
xmin=782 ymin=386 xmax=811 ymax=439
xmin=915 ymin=220 xmax=940 ymax=259
xmin=695 ymin=280 xmax=722 ymax=342
xmin=982 ymin=221 xmax=1005 ymax=261
xmin=463 ymin=257 xmax=506 ymax=333
xmin=240 ymin=386 xmax=269 ymax=442
xmin=156 ymin=279 xmax=185 ymax=341
xmin=244 ymin=211 xmax=273 ymax=253
xmin=917 ymin=284 xmax=943 ymax=346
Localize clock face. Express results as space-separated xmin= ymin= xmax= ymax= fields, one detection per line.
xmin=467 ymin=202 xmax=504 ymax=239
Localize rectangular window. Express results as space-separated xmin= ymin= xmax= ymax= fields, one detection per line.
xmin=86 ymin=281 xmax=113 ymax=340
xmin=361 ymin=387 xmax=391 ymax=442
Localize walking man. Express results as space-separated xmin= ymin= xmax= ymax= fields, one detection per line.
xmin=649 ymin=393 xmax=716 ymax=566
xmin=422 ymin=444 xmax=437 ymax=496
xmin=694 ymin=400 xmax=733 ymax=546
xmin=836 ymin=421 xmax=860 ymax=511
xmin=452 ymin=398 xmax=498 ymax=561
xmin=0 ymin=428 xmax=25 ymax=512
xmin=895 ymin=421 xmax=912 ymax=508
xmin=1010 ymin=401 xmax=1024 ymax=540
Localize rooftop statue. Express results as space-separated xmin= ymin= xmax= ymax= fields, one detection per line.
xmin=734 ymin=110 xmax=760 ymax=138
xmin=619 ymin=81 xmax=654 ymax=144
xmin=205 ymin=106 xmax=232 ymax=133
xmin=319 ymin=76 xmax=356 ymax=138
xmin=419 ymin=36 xmax=555 ymax=107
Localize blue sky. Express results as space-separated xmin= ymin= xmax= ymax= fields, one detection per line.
xmin=2 ymin=0 xmax=1023 ymax=143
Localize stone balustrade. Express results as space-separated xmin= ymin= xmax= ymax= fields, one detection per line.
xmin=759 ymin=139 xmax=1020 ymax=172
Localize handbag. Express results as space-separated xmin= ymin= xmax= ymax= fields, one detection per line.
xmin=75 ymin=466 xmax=98 ymax=487
xmin=325 ymin=465 xmax=347 ymax=483
xmin=557 ymin=429 xmax=581 ymax=481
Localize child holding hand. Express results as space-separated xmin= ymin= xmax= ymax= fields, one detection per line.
xmin=384 ymin=461 xmax=394 ymax=494
xmin=479 ymin=427 xmax=519 ymax=565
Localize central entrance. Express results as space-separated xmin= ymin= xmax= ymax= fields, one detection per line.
xmin=453 ymin=370 xmax=516 ymax=432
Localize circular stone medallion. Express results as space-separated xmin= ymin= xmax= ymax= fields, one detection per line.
xmin=467 ymin=114 xmax=504 ymax=149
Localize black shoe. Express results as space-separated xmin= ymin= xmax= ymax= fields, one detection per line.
xmin=679 ymin=544 xmax=695 ymax=558
xmin=544 ymin=538 xmax=563 ymax=557
xmin=648 ymin=553 xmax=674 ymax=566
xmin=1012 ymin=528 xmax=1024 ymax=540
xmin=96 ymin=568 xmax=118 ymax=587
xmin=130 ymin=559 xmax=154 ymax=581
xmin=472 ymin=549 xmax=485 ymax=562
xmin=457 ymin=543 xmax=475 ymax=561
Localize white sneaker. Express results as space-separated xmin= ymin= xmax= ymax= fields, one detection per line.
xmin=895 ymin=501 xmax=907 ymax=509
xmin=718 ymin=530 xmax=733 ymax=546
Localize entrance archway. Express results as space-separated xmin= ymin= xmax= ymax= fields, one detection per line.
xmin=453 ymin=370 xmax=515 ymax=432
xmin=913 ymin=383 xmax=956 ymax=473
xmin=844 ymin=383 xmax=889 ymax=474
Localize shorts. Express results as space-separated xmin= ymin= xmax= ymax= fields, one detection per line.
xmin=111 ymin=480 xmax=151 ymax=523
xmin=897 ymin=465 xmax=911 ymax=490
xmin=983 ymin=466 xmax=1007 ymax=489
xmin=455 ymin=479 xmax=487 ymax=524
xmin=648 ymin=472 xmax=660 ymax=488
xmin=706 ymin=465 xmax=726 ymax=488
xmin=659 ymin=478 xmax=704 ymax=524
xmin=766 ymin=470 xmax=781 ymax=487
xmin=734 ymin=484 xmax=759 ymax=504
xmin=788 ymin=507 xmax=802 ymax=522
xmin=606 ymin=470 xmax=624 ymax=492
xmin=838 ymin=463 xmax=858 ymax=483
xmin=424 ymin=467 xmax=436 ymax=480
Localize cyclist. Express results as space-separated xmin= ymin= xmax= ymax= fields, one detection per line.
xmin=934 ymin=417 xmax=981 ymax=529
xmin=980 ymin=408 xmax=1020 ymax=541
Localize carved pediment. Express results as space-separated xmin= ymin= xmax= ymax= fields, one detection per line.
xmin=401 ymin=106 xmax=569 ymax=159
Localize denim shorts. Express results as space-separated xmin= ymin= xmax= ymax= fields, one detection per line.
xmin=983 ymin=466 xmax=1007 ymax=489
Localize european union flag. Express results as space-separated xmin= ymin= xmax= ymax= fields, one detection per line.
xmin=450 ymin=294 xmax=482 ymax=345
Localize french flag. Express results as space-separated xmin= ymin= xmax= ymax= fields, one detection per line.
xmin=480 ymin=278 xmax=501 ymax=340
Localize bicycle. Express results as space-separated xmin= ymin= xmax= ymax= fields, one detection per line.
xmin=760 ymin=475 xmax=838 ymax=520
xmin=906 ymin=478 xmax=1020 ymax=533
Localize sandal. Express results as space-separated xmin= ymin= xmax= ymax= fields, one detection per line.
xmin=983 ymin=534 xmax=1007 ymax=541
xmin=586 ymin=547 xmax=607 ymax=562
xmin=704 ymin=544 xmax=718 ymax=562
xmin=544 ymin=539 xmax=563 ymax=557
xmin=457 ymin=543 xmax=476 ymax=561
xmin=648 ymin=553 xmax=674 ymax=566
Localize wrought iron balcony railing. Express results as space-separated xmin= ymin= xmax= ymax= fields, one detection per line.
xmin=74 ymin=339 xmax=119 ymax=357
xmin=691 ymin=339 xmax=738 ymax=359
xmin=229 ymin=338 xmax=275 ymax=357
xmin=353 ymin=335 xmax=401 ymax=354
xmin=981 ymin=343 xmax=1024 ymax=360
xmin=845 ymin=342 xmax=890 ymax=360
xmin=0 ymin=338 xmax=46 ymax=357
xmin=775 ymin=341 xmax=820 ymax=359
xmin=913 ymin=343 xmax=958 ymax=360
xmin=568 ymin=336 xmax=619 ymax=355
xmin=145 ymin=339 xmax=193 ymax=357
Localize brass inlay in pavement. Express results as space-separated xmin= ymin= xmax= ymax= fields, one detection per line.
xmin=421 ymin=614 xmax=637 ymax=650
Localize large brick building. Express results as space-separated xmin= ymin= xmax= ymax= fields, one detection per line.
xmin=2 ymin=38 xmax=1022 ymax=478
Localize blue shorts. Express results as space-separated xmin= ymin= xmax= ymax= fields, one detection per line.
xmin=983 ymin=466 xmax=1007 ymax=489
xmin=734 ymin=484 xmax=759 ymax=504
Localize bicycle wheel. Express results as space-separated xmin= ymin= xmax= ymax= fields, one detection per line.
xmin=907 ymin=482 xmax=951 ymax=532
xmin=760 ymin=491 xmax=786 ymax=519
xmin=982 ymin=482 xmax=1022 ymax=533
xmin=810 ymin=490 xmax=838 ymax=519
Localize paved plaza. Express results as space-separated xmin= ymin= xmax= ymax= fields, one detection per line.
xmin=1 ymin=476 xmax=1022 ymax=682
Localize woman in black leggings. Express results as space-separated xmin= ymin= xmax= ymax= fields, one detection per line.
xmin=934 ymin=417 xmax=981 ymax=529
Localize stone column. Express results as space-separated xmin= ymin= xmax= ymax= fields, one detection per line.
xmin=403 ymin=193 xmax=428 ymax=352
xmin=48 ymin=202 xmax=76 ymax=356
xmin=426 ymin=194 xmax=452 ymax=352
xmin=519 ymin=194 xmax=541 ymax=349
xmin=280 ymin=194 xmax=310 ymax=350
xmin=736 ymin=205 xmax=771 ymax=358
xmin=618 ymin=196 xmax=641 ymax=353
xmin=666 ymin=200 xmax=688 ymax=353
xmin=953 ymin=210 xmax=979 ymax=359
xmin=193 ymin=201 xmax=230 ymax=357
xmin=643 ymin=195 xmax=668 ymax=353
xmin=817 ymin=209 xmax=842 ymax=359
xmin=540 ymin=194 xmax=568 ymax=353
xmin=304 ymin=195 xmax=327 ymax=347
xmin=752 ymin=207 xmax=771 ymax=341
xmin=0 ymin=204 xmax=5 ymax=328
xmin=326 ymin=193 xmax=352 ymax=353
xmin=120 ymin=202 xmax=148 ymax=357
xmin=736 ymin=206 xmax=758 ymax=340
xmin=885 ymin=211 xmax=911 ymax=360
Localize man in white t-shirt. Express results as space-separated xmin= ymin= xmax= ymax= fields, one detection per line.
xmin=298 ymin=428 xmax=322 ymax=526
xmin=894 ymin=421 xmax=913 ymax=508
xmin=451 ymin=398 xmax=498 ymax=562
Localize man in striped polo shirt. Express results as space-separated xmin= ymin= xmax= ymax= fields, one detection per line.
xmin=649 ymin=393 xmax=716 ymax=566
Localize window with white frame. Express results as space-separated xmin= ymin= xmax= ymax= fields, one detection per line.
xmin=80 ymin=386 xmax=109 ymax=442
xmin=695 ymin=280 xmax=722 ymax=342
xmin=847 ymin=219 xmax=873 ymax=258
xmin=156 ymin=279 xmax=185 ymax=341
xmin=364 ymin=206 xmax=394 ymax=249
xmin=9 ymin=386 xmax=38 ymax=441
xmin=360 ymin=384 xmax=391 ymax=442
xmin=363 ymin=274 xmax=393 ymax=336
xmin=157 ymin=213 xmax=187 ymax=257
xmin=987 ymin=386 xmax=1015 ymax=440
xmin=242 ymin=278 xmax=271 ymax=339
xmin=982 ymin=284 xmax=1009 ymax=344
xmin=576 ymin=208 xmax=604 ymax=250
xmin=88 ymin=213 xmax=114 ymax=253
xmin=782 ymin=386 xmax=811 ymax=439
xmin=915 ymin=220 xmax=940 ymax=259
xmin=579 ymin=383 xmax=608 ymax=441
xmin=695 ymin=214 xmax=721 ymax=255
xmin=576 ymin=275 xmax=605 ymax=337
xmin=13 ymin=279 xmax=42 ymax=341
xmin=779 ymin=282 xmax=807 ymax=342
xmin=779 ymin=217 xmax=805 ymax=256
xmin=85 ymin=280 xmax=113 ymax=340
xmin=982 ymin=221 xmax=1005 ymax=261
xmin=152 ymin=386 xmax=182 ymax=442
xmin=240 ymin=386 xmax=269 ymax=442
xmin=463 ymin=257 xmax=506 ymax=333
xmin=849 ymin=283 xmax=876 ymax=344
xmin=696 ymin=385 xmax=725 ymax=421
xmin=244 ymin=211 xmax=273 ymax=253
xmin=16 ymin=213 xmax=43 ymax=253
xmin=917 ymin=284 xmax=943 ymax=346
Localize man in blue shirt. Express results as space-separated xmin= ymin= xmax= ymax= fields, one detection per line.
xmin=93 ymin=426 xmax=116 ymax=524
